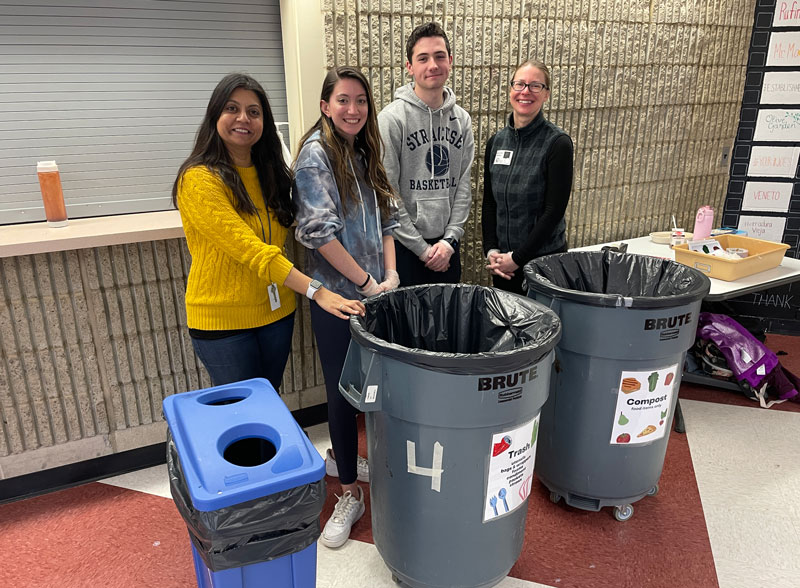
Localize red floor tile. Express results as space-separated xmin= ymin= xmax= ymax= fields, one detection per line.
xmin=0 ymin=484 xmax=194 ymax=588
xmin=512 ymin=430 xmax=717 ymax=587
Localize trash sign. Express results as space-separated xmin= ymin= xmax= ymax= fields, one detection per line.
xmin=484 ymin=416 xmax=539 ymax=521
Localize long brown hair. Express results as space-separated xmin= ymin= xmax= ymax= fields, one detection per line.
xmin=296 ymin=66 xmax=395 ymax=219
xmin=172 ymin=73 xmax=294 ymax=227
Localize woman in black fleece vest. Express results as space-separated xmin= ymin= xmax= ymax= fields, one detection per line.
xmin=482 ymin=59 xmax=574 ymax=295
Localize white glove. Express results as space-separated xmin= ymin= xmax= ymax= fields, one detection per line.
xmin=418 ymin=245 xmax=433 ymax=262
xmin=356 ymin=274 xmax=383 ymax=297
xmin=379 ymin=269 xmax=400 ymax=291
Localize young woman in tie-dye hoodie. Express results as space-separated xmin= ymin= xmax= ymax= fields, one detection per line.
xmin=293 ymin=66 xmax=399 ymax=549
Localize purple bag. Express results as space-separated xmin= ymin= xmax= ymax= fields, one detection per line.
xmin=696 ymin=313 xmax=777 ymax=388
xmin=695 ymin=312 xmax=798 ymax=407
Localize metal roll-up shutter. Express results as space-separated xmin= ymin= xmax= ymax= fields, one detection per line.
xmin=0 ymin=0 xmax=288 ymax=225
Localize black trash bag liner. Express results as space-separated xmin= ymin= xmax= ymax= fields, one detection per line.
xmin=167 ymin=431 xmax=325 ymax=572
xmin=524 ymin=250 xmax=710 ymax=309
xmin=349 ymin=284 xmax=561 ymax=375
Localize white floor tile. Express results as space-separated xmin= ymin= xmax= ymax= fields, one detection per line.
xmin=316 ymin=538 xmax=554 ymax=588
xmin=715 ymin=556 xmax=800 ymax=588
xmin=682 ymin=399 xmax=800 ymax=582
xmin=689 ymin=462 xmax=800 ymax=519
xmin=702 ymin=505 xmax=800 ymax=572
xmin=681 ymin=400 xmax=800 ymax=473
xmin=306 ymin=422 xmax=333 ymax=460
xmin=100 ymin=464 xmax=172 ymax=498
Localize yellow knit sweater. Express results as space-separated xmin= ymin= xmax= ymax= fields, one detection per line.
xmin=177 ymin=165 xmax=296 ymax=330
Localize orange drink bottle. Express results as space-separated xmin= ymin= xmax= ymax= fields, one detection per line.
xmin=37 ymin=161 xmax=69 ymax=227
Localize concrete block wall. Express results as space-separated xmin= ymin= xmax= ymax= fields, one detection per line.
xmin=321 ymin=0 xmax=756 ymax=283
xmin=0 ymin=238 xmax=325 ymax=479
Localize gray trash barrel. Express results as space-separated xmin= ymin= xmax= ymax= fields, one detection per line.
xmin=339 ymin=284 xmax=561 ymax=588
xmin=524 ymin=250 xmax=710 ymax=521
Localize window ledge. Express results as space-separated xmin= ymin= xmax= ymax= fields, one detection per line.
xmin=0 ymin=210 xmax=185 ymax=258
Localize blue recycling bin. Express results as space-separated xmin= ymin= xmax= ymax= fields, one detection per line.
xmin=163 ymin=378 xmax=326 ymax=588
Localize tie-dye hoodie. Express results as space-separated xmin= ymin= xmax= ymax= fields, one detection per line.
xmin=293 ymin=131 xmax=399 ymax=299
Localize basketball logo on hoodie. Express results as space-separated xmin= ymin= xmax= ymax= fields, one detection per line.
xmin=426 ymin=144 xmax=450 ymax=177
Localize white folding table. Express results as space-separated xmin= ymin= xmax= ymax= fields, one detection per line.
xmin=573 ymin=236 xmax=800 ymax=302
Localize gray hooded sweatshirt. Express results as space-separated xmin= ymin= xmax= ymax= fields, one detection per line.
xmin=378 ymin=83 xmax=474 ymax=257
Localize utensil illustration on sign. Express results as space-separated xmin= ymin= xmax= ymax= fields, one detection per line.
xmin=489 ymin=495 xmax=498 ymax=516
xmin=498 ymin=488 xmax=509 ymax=512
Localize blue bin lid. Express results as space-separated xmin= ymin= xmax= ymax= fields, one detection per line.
xmin=162 ymin=378 xmax=325 ymax=511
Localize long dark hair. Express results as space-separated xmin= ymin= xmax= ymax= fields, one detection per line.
xmin=172 ymin=73 xmax=294 ymax=227
xmin=296 ymin=66 xmax=395 ymax=219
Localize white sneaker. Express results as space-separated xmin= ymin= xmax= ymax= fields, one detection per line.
xmin=325 ymin=448 xmax=369 ymax=482
xmin=320 ymin=488 xmax=365 ymax=548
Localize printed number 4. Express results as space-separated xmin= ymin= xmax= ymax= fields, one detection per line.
xmin=407 ymin=440 xmax=444 ymax=492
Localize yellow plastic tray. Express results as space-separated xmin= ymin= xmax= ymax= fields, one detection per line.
xmin=673 ymin=234 xmax=789 ymax=281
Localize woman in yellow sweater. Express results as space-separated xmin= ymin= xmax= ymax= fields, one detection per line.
xmin=172 ymin=73 xmax=364 ymax=390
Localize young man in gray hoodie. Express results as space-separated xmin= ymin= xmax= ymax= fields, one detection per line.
xmin=378 ymin=22 xmax=475 ymax=285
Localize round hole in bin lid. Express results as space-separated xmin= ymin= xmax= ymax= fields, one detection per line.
xmin=197 ymin=387 xmax=252 ymax=406
xmin=223 ymin=437 xmax=277 ymax=467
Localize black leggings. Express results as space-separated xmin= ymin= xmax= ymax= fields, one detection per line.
xmin=310 ymin=301 xmax=360 ymax=485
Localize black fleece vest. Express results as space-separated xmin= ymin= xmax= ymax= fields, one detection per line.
xmin=486 ymin=113 xmax=567 ymax=255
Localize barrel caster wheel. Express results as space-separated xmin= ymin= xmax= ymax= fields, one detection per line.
xmin=614 ymin=504 xmax=634 ymax=522
xmin=647 ymin=484 xmax=659 ymax=497
xmin=549 ymin=491 xmax=561 ymax=504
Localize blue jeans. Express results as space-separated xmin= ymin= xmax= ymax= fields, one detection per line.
xmin=190 ymin=313 xmax=295 ymax=391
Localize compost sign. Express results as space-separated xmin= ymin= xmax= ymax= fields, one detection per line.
xmin=610 ymin=365 xmax=677 ymax=445
xmin=484 ymin=416 xmax=538 ymax=522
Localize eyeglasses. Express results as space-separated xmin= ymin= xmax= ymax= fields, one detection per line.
xmin=509 ymin=80 xmax=548 ymax=93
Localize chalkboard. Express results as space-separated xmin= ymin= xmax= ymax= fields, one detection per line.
xmin=719 ymin=281 xmax=800 ymax=335
xmin=722 ymin=0 xmax=800 ymax=334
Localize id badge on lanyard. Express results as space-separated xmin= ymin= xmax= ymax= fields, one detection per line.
xmin=268 ymin=283 xmax=281 ymax=311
